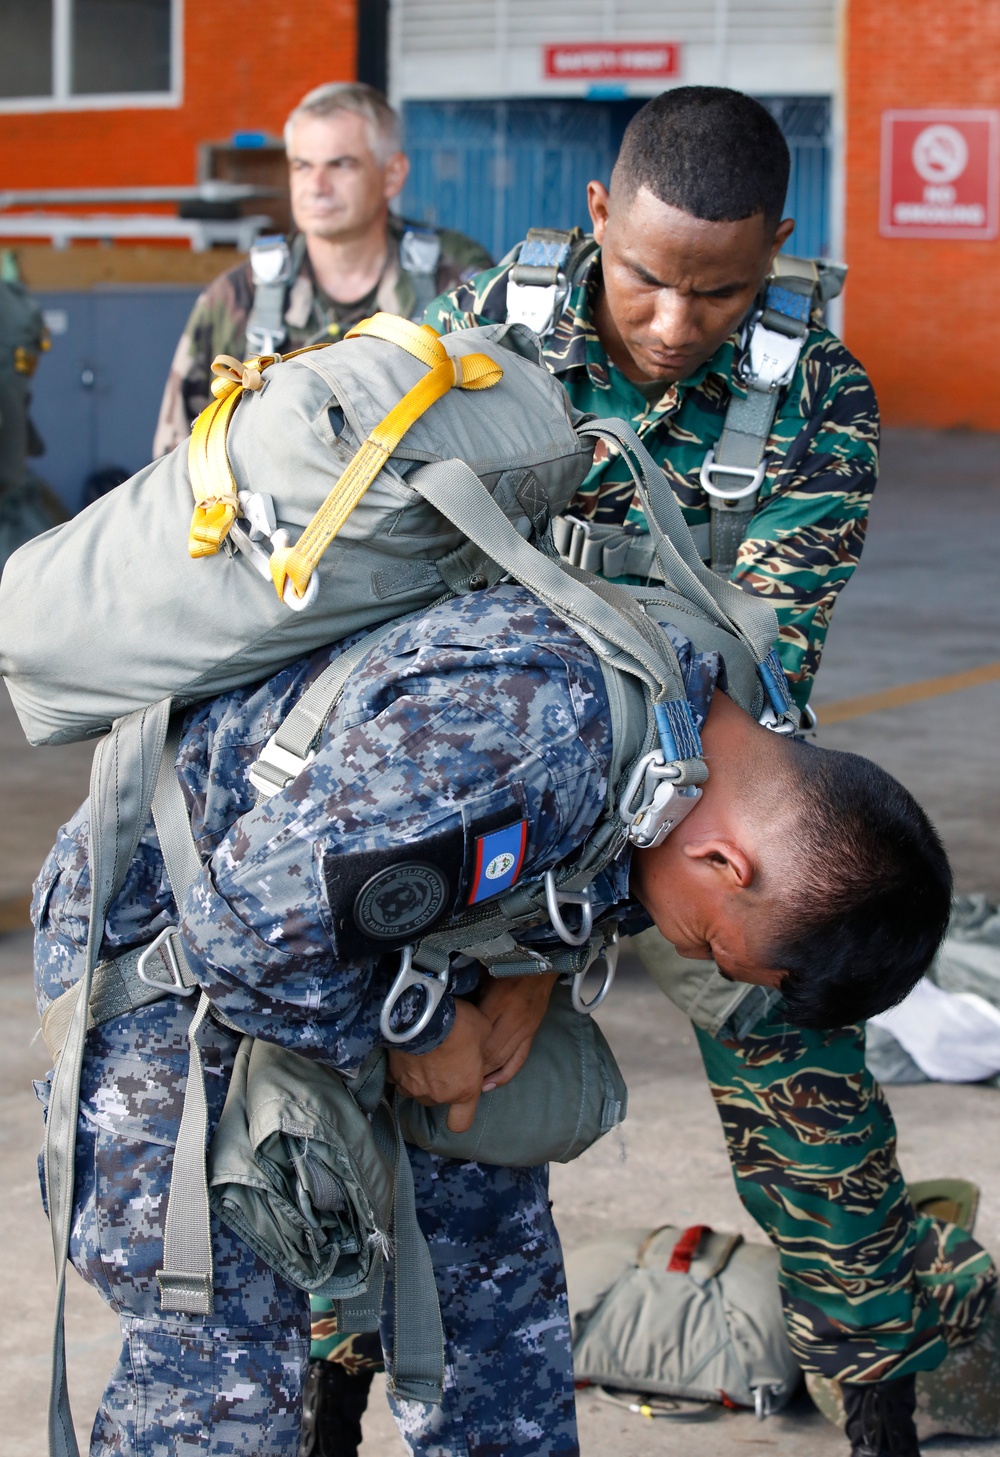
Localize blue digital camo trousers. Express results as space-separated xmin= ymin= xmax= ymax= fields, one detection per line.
xmin=38 ymin=1001 xmax=578 ymax=1457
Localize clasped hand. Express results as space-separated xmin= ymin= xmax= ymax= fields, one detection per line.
xmin=387 ymin=972 xmax=558 ymax=1133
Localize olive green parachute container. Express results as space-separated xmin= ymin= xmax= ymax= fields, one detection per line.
xmin=0 ymin=318 xmax=593 ymax=745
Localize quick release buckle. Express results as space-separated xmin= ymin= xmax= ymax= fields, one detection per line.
xmin=136 ymin=927 xmax=195 ymax=997
xmin=504 ymin=276 xmax=569 ymax=337
xmin=379 ymin=946 xmax=450 ymax=1046
xmin=619 ymin=751 xmax=703 ymax=849
xmin=247 ymin=733 xmax=316 ymax=799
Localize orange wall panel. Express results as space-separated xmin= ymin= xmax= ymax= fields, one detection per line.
xmin=844 ymin=0 xmax=1000 ymax=428
xmin=0 ymin=2 xmax=357 ymax=190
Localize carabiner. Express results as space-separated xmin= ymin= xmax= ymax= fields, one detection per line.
xmin=379 ymin=946 xmax=449 ymax=1046
xmin=572 ymin=934 xmax=619 ymax=1015
xmin=544 ymin=870 xmax=594 ymax=947
xmin=619 ymin=751 xmax=703 ymax=849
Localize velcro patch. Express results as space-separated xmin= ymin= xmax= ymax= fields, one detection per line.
xmin=354 ymin=862 xmax=450 ymax=943
xmin=468 ymin=820 xmax=527 ymax=905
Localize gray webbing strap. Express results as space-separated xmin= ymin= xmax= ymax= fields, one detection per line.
xmin=244 ymin=234 xmax=305 ymax=356
xmin=399 ymin=227 xmax=442 ymax=324
xmin=579 ymin=420 xmax=780 ymax=666
xmin=387 ymin=1100 xmax=445 ymax=1402
xmin=553 ymin=516 xmax=712 ymax=578
xmin=40 ymin=939 xmax=198 ymax=1063
xmin=408 ymin=458 xmax=695 ymax=721
xmin=706 ymin=385 xmax=783 ymax=576
xmin=251 ymin=608 xmax=446 ymax=798
xmin=149 ymin=719 xmax=215 ymax=1316
xmin=46 ymin=696 xmax=173 ymax=1457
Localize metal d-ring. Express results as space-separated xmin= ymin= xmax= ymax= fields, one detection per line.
xmin=544 ymin=869 xmax=594 ymax=947
xmin=572 ymin=935 xmax=619 ymax=1015
xmin=379 ymin=946 xmax=449 ymax=1045
xmin=136 ymin=926 xmax=195 ymax=997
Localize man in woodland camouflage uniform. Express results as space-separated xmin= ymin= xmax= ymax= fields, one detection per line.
xmin=152 ymin=83 xmax=490 ymax=457
xmin=427 ymin=88 xmax=995 ymax=1456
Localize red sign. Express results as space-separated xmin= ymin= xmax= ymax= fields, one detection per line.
xmin=880 ymin=109 xmax=1000 ymax=240
xmin=544 ymin=42 xmax=680 ymax=82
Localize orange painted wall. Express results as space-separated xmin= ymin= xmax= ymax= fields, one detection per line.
xmin=844 ymin=0 xmax=1000 ymax=428
xmin=0 ymin=2 xmax=357 ymax=192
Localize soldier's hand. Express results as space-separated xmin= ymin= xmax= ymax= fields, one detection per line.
xmin=478 ymin=972 xmax=559 ymax=1090
xmin=387 ymin=1000 xmax=493 ymax=1133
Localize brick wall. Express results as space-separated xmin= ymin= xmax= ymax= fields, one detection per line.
xmin=0 ymin=3 xmax=356 ymax=192
xmin=845 ymin=0 xmax=1000 ymax=427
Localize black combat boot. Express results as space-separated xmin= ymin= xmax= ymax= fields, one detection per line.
xmin=298 ymin=1358 xmax=376 ymax=1457
xmin=843 ymin=1376 xmax=920 ymax=1457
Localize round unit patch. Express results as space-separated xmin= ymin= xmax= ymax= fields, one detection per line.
xmin=353 ymin=862 xmax=450 ymax=942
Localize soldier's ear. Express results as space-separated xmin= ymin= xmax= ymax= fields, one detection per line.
xmin=384 ymin=151 xmax=409 ymax=202
xmin=768 ymin=217 xmax=796 ymax=267
xmin=587 ymin=181 xmax=611 ymax=242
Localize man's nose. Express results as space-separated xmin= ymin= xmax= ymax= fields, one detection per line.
xmin=650 ymin=291 xmax=704 ymax=347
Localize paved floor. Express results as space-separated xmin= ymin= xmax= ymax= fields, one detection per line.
xmin=1 ymin=427 xmax=998 ymax=1455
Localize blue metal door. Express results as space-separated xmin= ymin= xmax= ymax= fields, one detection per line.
xmin=29 ymin=284 xmax=199 ymax=512
xmin=401 ymin=96 xmax=830 ymax=262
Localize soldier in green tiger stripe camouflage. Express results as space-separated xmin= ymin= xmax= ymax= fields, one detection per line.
xmin=427 ymin=87 xmax=994 ymax=1456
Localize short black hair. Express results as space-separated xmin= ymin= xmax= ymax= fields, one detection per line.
xmin=768 ymin=743 xmax=952 ymax=1030
xmin=612 ymin=87 xmax=790 ymax=230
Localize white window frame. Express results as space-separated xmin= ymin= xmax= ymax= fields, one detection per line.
xmin=0 ymin=0 xmax=183 ymax=114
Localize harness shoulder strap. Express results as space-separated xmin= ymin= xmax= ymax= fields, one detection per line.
xmin=702 ymin=254 xmax=848 ymax=575
xmin=245 ymin=233 xmax=306 ymax=355
xmin=398 ymin=224 xmax=443 ymax=323
xmin=505 ymin=226 xmax=594 ymax=337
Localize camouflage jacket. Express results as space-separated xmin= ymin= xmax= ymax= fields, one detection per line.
xmin=153 ymin=218 xmax=491 ymax=458
xmin=425 ymin=247 xmax=880 ymax=711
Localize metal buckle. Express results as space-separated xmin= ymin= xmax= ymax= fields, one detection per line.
xmin=136 ymin=927 xmax=195 ymax=997
xmin=699 ymin=450 xmax=766 ymax=502
xmin=572 ymin=934 xmax=619 ymax=1015
xmin=543 ymin=870 xmax=594 ymax=947
xmin=554 ymin=514 xmax=591 ymax=568
xmin=746 ymin=322 xmax=803 ymax=391
xmin=505 ymin=276 xmax=569 ymax=337
xmin=247 ymin=732 xmax=316 ymax=798
xmin=758 ymin=704 xmax=798 ymax=736
xmin=619 ymin=751 xmax=703 ymax=849
xmin=379 ymin=946 xmax=450 ymax=1046
xmin=230 ymin=513 xmax=320 ymax=613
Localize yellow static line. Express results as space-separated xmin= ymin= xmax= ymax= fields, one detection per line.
xmin=817 ymin=661 xmax=1000 ymax=725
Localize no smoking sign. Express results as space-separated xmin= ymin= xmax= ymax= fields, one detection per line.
xmin=881 ymin=109 xmax=999 ymax=239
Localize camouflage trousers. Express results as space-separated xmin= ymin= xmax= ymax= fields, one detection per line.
xmin=38 ymin=1004 xmax=578 ymax=1456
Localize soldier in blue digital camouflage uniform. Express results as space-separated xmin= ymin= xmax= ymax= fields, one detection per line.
xmin=33 ymin=582 xmax=965 ymax=1456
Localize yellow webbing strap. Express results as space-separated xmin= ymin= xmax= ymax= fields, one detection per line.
xmin=267 ymin=313 xmax=502 ymax=604
xmin=186 ymin=352 xmax=280 ymax=558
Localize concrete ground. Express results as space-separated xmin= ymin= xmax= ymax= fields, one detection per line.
xmin=1 ymin=427 xmax=999 ymax=1455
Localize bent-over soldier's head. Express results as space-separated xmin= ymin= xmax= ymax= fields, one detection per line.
xmin=630 ymin=689 xmax=952 ymax=1030
xmin=589 ymin=86 xmax=796 ymax=386
xmin=283 ymin=82 xmax=409 ymax=247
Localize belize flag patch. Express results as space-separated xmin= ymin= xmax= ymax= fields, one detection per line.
xmin=468 ymin=820 xmax=528 ymax=905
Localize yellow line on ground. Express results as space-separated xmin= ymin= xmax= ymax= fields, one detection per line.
xmin=818 ymin=660 xmax=1000 ymax=725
